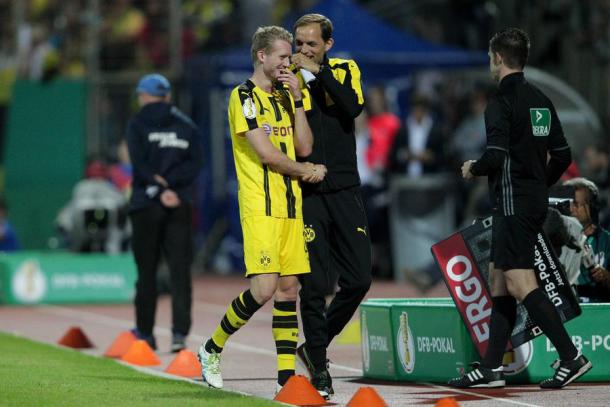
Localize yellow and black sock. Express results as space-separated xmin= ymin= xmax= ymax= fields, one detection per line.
xmin=273 ymin=300 xmax=298 ymax=386
xmin=205 ymin=289 xmax=262 ymax=353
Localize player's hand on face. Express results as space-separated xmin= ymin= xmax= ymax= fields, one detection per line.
xmin=277 ymin=68 xmax=302 ymax=100
xmin=291 ymin=53 xmax=319 ymax=74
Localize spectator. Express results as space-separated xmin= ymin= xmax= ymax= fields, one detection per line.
xmin=127 ymin=73 xmax=203 ymax=352
xmin=108 ymin=139 xmax=133 ymax=197
xmin=389 ymin=94 xmax=444 ymax=177
xmin=564 ymin=177 xmax=610 ymax=302
xmin=366 ymin=86 xmax=400 ymax=172
xmin=363 ymin=86 xmax=399 ymax=278
xmin=100 ymin=0 xmax=147 ymax=71
xmin=450 ymin=86 xmax=489 ymax=225
xmin=0 ymin=197 xmax=20 ymax=251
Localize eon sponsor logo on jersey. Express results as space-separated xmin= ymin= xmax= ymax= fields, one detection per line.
xmin=271 ymin=125 xmax=293 ymax=137
xmin=529 ymin=108 xmax=551 ymax=137
xmin=396 ymin=312 xmax=415 ymax=373
xmin=432 ymin=233 xmax=492 ymax=357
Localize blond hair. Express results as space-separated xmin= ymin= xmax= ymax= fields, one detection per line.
xmin=251 ymin=26 xmax=293 ymax=65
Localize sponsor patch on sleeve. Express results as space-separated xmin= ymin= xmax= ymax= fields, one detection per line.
xmin=242 ymin=97 xmax=257 ymax=120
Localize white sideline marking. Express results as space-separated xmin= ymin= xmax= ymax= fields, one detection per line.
xmin=40 ymin=305 xmax=541 ymax=406
xmin=424 ymin=383 xmax=542 ymax=407
xmin=40 ymin=305 xmax=359 ymax=373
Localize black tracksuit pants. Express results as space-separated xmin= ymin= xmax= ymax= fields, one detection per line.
xmin=299 ymin=187 xmax=372 ymax=368
xmin=130 ymin=204 xmax=193 ymax=337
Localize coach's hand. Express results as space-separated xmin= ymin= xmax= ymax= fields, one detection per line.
xmin=301 ymin=163 xmax=327 ymax=183
xmin=461 ymin=160 xmax=476 ymax=180
xmin=291 ymin=53 xmax=320 ymax=74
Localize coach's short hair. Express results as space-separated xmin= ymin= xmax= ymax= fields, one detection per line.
xmin=489 ymin=27 xmax=530 ymax=70
xmin=251 ymin=26 xmax=293 ymax=65
xmin=293 ymin=14 xmax=333 ymax=42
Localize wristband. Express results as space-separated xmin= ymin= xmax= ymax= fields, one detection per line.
xmin=294 ymin=99 xmax=303 ymax=109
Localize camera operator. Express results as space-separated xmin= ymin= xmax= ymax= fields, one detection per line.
xmin=543 ymin=203 xmax=583 ymax=285
xmin=563 ymin=177 xmax=610 ymax=302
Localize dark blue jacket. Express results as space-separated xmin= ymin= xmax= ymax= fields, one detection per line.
xmin=126 ymin=102 xmax=203 ymax=212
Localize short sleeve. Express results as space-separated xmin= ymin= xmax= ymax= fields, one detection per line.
xmin=229 ymin=87 xmax=260 ymax=135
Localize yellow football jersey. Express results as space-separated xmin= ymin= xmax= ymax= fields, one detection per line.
xmin=228 ymin=79 xmax=302 ymax=219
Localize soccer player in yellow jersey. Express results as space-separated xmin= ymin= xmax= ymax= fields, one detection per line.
xmin=198 ymin=26 xmax=327 ymax=393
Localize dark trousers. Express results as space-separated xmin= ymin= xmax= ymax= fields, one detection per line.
xmin=130 ymin=204 xmax=193 ymax=336
xmin=299 ymin=187 xmax=372 ymax=364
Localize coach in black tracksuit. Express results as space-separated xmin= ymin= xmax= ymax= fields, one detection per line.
xmin=127 ymin=73 xmax=203 ymax=352
xmin=291 ymin=14 xmax=372 ymax=396
xmin=450 ymin=28 xmax=590 ymax=390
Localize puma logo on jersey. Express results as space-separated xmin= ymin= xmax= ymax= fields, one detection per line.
xmin=357 ymin=227 xmax=367 ymax=236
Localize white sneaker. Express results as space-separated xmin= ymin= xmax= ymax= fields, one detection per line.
xmin=275 ymin=382 xmax=282 ymax=395
xmin=197 ymin=342 xmax=223 ymax=388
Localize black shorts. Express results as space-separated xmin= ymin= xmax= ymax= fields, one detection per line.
xmin=491 ymin=212 xmax=546 ymax=271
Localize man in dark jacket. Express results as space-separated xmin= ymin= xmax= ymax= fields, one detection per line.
xmin=450 ymin=28 xmax=590 ymax=389
xmin=291 ymin=14 xmax=372 ymax=398
xmin=127 ymin=73 xmax=203 ymax=353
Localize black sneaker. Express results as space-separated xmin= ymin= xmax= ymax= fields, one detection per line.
xmin=311 ymin=369 xmax=334 ymax=400
xmin=130 ymin=328 xmax=157 ymax=351
xmin=448 ymin=362 xmax=505 ymax=388
xmin=296 ymin=344 xmax=314 ymax=379
xmin=171 ymin=333 xmax=186 ymax=353
xmin=540 ymin=354 xmax=592 ymax=389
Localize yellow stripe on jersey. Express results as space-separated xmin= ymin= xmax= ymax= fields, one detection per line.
xmin=228 ymin=80 xmax=302 ymax=219
xmin=296 ymin=58 xmax=364 ymax=111
xmin=328 ymin=58 xmax=364 ymax=106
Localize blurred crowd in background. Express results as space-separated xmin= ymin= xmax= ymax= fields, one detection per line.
xmin=1 ymin=0 xmax=610 ymax=289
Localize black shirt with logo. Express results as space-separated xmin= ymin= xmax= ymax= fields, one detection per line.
xmin=126 ymin=102 xmax=203 ymax=211
xmin=471 ymin=72 xmax=571 ymax=216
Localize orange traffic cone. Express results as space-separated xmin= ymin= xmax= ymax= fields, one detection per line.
xmin=121 ymin=339 xmax=161 ymax=366
xmin=164 ymin=350 xmax=201 ymax=378
xmin=104 ymin=331 xmax=137 ymax=358
xmin=274 ymin=375 xmax=326 ymax=406
xmin=346 ymin=386 xmax=388 ymax=407
xmin=57 ymin=326 xmax=94 ymax=349
xmin=436 ymin=397 xmax=460 ymax=407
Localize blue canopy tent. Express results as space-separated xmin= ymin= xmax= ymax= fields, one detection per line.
xmin=211 ymin=0 xmax=488 ymax=81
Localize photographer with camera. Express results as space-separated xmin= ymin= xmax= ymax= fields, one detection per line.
xmin=563 ymin=177 xmax=610 ymax=302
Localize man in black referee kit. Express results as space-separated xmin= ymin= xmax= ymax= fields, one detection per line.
xmin=451 ymin=28 xmax=591 ymax=389
xmin=290 ymin=14 xmax=372 ymax=398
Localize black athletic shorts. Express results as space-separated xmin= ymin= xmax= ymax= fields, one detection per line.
xmin=491 ymin=212 xmax=546 ymax=271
